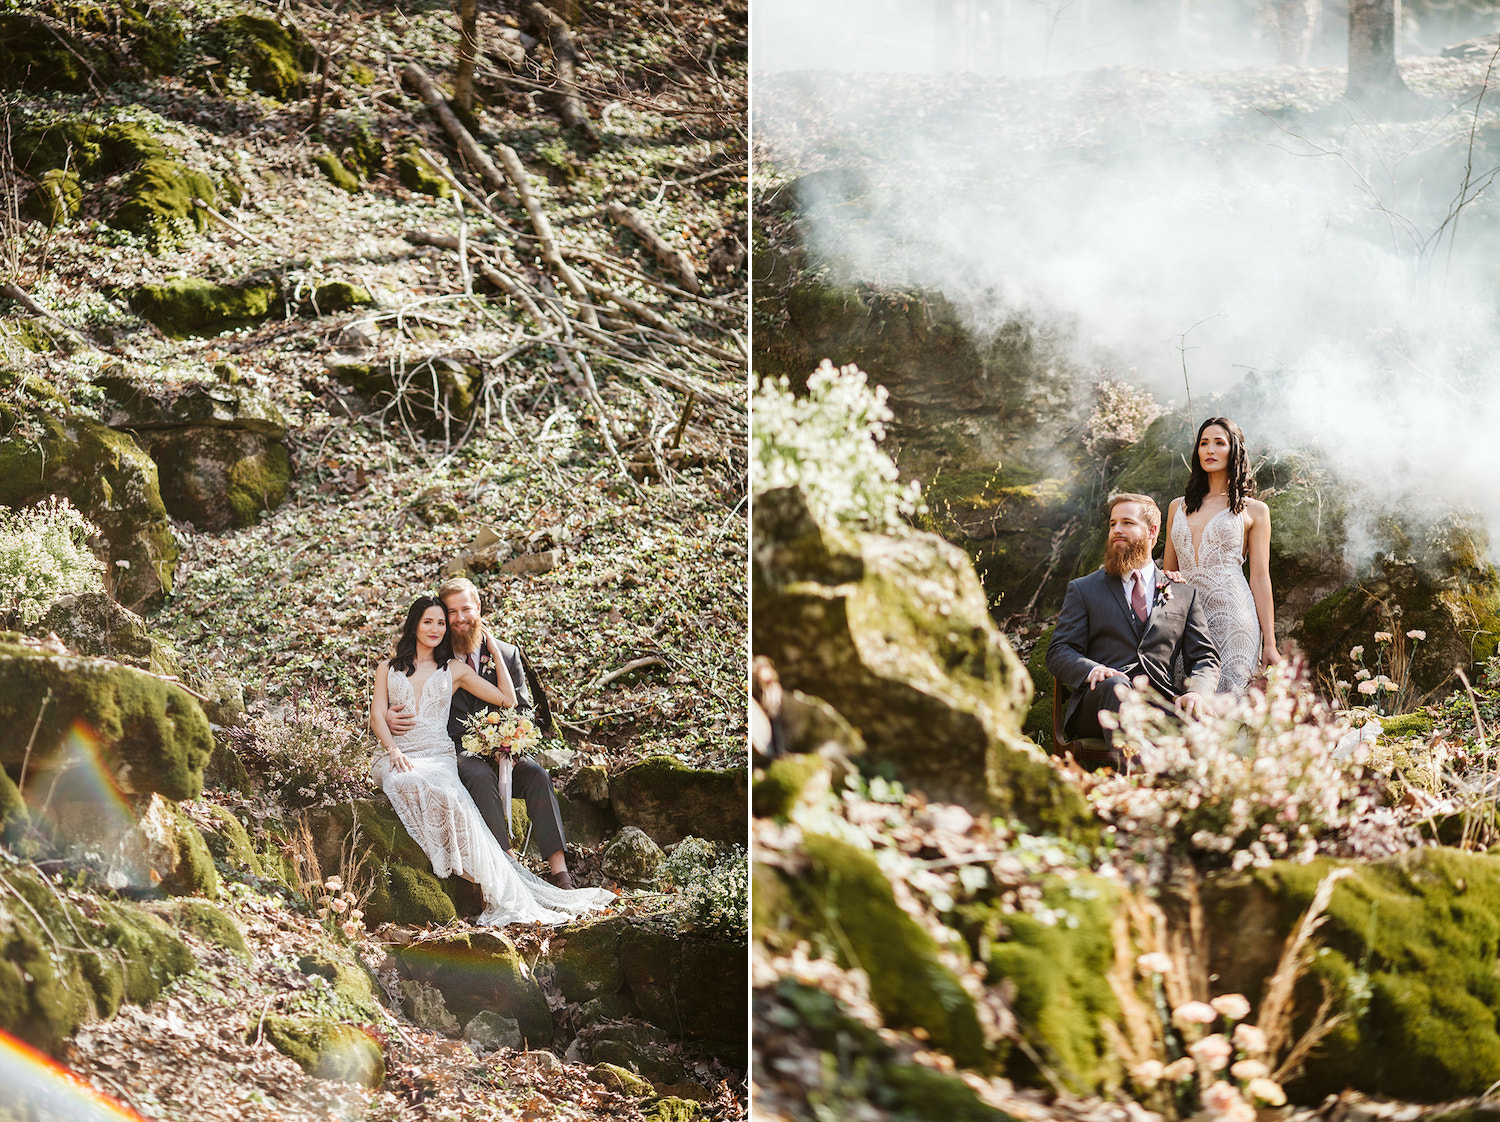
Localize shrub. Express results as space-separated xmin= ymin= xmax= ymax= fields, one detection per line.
xmin=1088 ymin=664 xmax=1415 ymax=877
xmin=661 ymin=836 xmax=747 ymax=941
xmin=229 ymin=687 xmax=371 ymax=808
xmin=0 ymin=496 xmax=103 ymax=625
xmin=751 ymin=360 xmax=923 ymax=532
xmin=1083 ymin=374 xmax=1162 ymax=457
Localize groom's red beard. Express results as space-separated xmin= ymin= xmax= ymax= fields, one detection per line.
xmin=1103 ymin=537 xmax=1152 ymax=578
xmin=448 ymin=622 xmax=481 ymax=656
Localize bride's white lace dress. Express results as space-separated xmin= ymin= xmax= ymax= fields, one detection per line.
xmin=1170 ymin=505 xmax=1261 ymax=695
xmin=371 ymin=664 xmax=614 ymax=925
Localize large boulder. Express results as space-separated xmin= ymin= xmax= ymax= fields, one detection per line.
xmin=258 ymin=1015 xmax=384 ymax=1087
xmin=37 ymin=592 xmax=180 ymax=677
xmin=753 ymin=485 xmax=1088 ymax=831
xmin=0 ymin=380 xmax=178 ymax=610
xmin=553 ymin=914 xmax=630 ymax=1004
xmin=1203 ymin=848 xmax=1500 ymax=1102
xmin=129 ymin=278 xmax=279 ymax=339
xmin=300 ymin=800 xmax=463 ymax=928
xmin=610 ymin=757 xmax=746 ymax=847
xmin=600 ymin=826 xmax=664 ymax=886
xmin=0 ymin=864 xmax=194 ymax=1054
xmin=0 ymin=640 xmax=211 ymax=801
xmin=46 ymin=790 xmax=219 ymax=896
xmin=621 ymin=925 xmax=748 ymax=1065
xmin=388 ymin=931 xmax=552 ymax=1046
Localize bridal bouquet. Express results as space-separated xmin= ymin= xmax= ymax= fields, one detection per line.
xmin=460 ymin=710 xmax=540 ymax=759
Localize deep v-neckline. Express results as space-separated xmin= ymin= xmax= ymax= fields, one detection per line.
xmin=1183 ymin=504 xmax=1232 ymax=569
xmin=398 ymin=663 xmax=445 ymax=719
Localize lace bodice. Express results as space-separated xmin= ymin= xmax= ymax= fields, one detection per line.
xmin=387 ymin=664 xmax=456 ymax=752
xmin=1170 ymin=503 xmax=1261 ymax=694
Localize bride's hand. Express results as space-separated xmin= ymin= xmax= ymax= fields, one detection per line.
xmin=1261 ymin=645 xmax=1284 ymax=670
xmin=386 ymin=747 xmax=414 ymax=773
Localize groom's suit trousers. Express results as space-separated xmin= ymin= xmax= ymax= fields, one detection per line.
xmin=457 ymin=752 xmax=567 ymax=858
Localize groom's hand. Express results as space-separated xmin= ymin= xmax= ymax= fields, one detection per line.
xmin=387 ymin=702 xmax=416 ymax=735
xmin=1175 ymin=691 xmax=1205 ymax=719
xmin=1085 ymin=664 xmax=1128 ymax=689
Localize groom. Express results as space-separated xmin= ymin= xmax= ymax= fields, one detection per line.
xmin=1047 ymin=493 xmax=1220 ymax=768
xmin=386 ymin=576 xmax=576 ymax=889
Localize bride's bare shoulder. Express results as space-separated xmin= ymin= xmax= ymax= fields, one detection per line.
xmin=1245 ymin=496 xmax=1271 ymax=518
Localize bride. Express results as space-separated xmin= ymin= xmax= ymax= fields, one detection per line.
xmin=370 ymin=596 xmax=614 ymax=925
xmin=1161 ymin=416 xmax=1282 ymax=695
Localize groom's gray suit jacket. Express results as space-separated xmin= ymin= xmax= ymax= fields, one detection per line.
xmin=1046 ymin=566 xmax=1221 ymax=736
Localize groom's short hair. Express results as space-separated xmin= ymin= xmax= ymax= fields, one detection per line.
xmin=1107 ymin=492 xmax=1161 ymax=533
xmin=437 ymin=576 xmax=482 ymax=610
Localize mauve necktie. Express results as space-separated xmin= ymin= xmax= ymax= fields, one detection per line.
xmin=1132 ymin=572 xmax=1148 ymax=623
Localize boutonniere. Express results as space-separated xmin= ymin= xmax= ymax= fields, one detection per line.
xmin=1153 ymin=580 xmax=1174 ymax=607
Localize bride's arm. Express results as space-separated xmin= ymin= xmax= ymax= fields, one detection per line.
xmin=451 ymin=657 xmax=517 ymax=708
xmin=1161 ymin=498 xmax=1180 ymax=572
xmin=1246 ymin=500 xmax=1281 ymax=666
xmin=370 ymin=661 xmax=413 ymax=773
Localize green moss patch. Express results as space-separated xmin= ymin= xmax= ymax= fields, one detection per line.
xmin=130 ymin=278 xmax=278 ymax=338
xmin=300 ymin=800 xmax=461 ymax=927
xmin=979 ymin=875 xmax=1121 ymax=1092
xmin=258 ymin=1015 xmax=385 ymax=1086
xmin=197 ymin=15 xmax=315 ymax=101
xmin=310 ymin=281 xmax=372 ymax=314
xmin=393 ymin=930 xmax=552 ymax=1044
xmin=313 ymin=153 xmax=361 ymax=194
xmin=610 ymin=754 xmax=748 ymax=846
xmin=152 ymin=898 xmax=247 ymax=958
xmin=554 ymin=915 xmax=627 ymax=1002
xmin=110 ymin=159 xmax=216 ymax=246
xmin=0 ymin=641 xmax=211 ymax=801
xmin=0 ymin=15 xmax=111 ymax=92
xmin=395 ymin=150 xmax=450 ymax=197
xmin=25 ymin=169 xmax=82 ymax=227
xmin=1205 ymin=848 xmax=1500 ymax=1101
xmin=769 ymin=832 xmax=988 ymax=1070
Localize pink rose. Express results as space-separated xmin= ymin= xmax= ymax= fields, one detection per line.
xmin=1189 ymin=1032 xmax=1233 ymax=1071
xmin=1172 ymin=1001 xmax=1218 ymax=1029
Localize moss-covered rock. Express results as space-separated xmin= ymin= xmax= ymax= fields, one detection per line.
xmin=0 ymin=394 xmax=177 ymax=610
xmin=130 ymin=277 xmax=278 ymax=338
xmin=620 ymin=924 xmax=748 ymax=1064
xmin=0 ymin=642 xmax=211 ymax=800
xmin=11 ymin=117 xmax=169 ymax=178
xmin=326 ymin=355 xmax=478 ymax=435
xmin=309 ymin=281 xmax=372 ymax=314
xmin=313 ymin=152 xmax=361 ymax=193
xmin=0 ymin=864 xmax=193 ymax=1054
xmin=975 ymin=875 xmax=1121 ymax=1092
xmin=258 ymin=1015 xmax=385 ymax=1087
xmin=391 ymin=930 xmax=552 ymax=1045
xmin=754 ymin=485 xmax=1092 ymax=834
xmin=591 ymin=1062 xmax=653 ymax=1096
xmin=396 ymin=150 xmax=450 ymax=197
xmin=0 ymin=764 xmax=29 ymax=843
xmin=197 ymin=15 xmax=315 ymax=101
xmin=37 ymin=592 xmax=179 ymax=677
xmin=25 ymin=168 xmax=82 ymax=226
xmin=752 ymin=753 xmax=830 ymax=819
xmin=0 ymin=15 xmax=111 ymax=92
xmin=151 ymin=898 xmax=248 ymax=958
xmin=196 ymin=802 xmax=261 ymax=876
xmin=609 ymin=756 xmax=748 ymax=847
xmin=1204 ymin=848 xmax=1500 ymax=1101
xmin=588 ymin=1024 xmax=687 ymax=1084
xmin=553 ymin=914 xmax=628 ymax=1002
xmin=301 ymin=799 xmax=465 ymax=927
xmin=756 ymin=832 xmax=987 ymax=1070
xmin=296 ymin=949 xmax=378 ymax=1018
xmin=601 ymin=825 xmax=664 ymax=884
xmin=96 ymin=373 xmax=289 ymax=436
xmin=136 ymin=426 xmax=292 ymax=530
xmin=110 ymin=158 xmax=216 ymax=245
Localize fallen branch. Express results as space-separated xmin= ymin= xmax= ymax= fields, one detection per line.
xmin=402 ymin=63 xmax=519 ymax=208
xmin=0 ymin=282 xmax=95 ymax=350
xmin=585 ymin=656 xmax=667 ymax=695
xmin=412 ymin=145 xmax=528 ymax=243
xmin=605 ymin=201 xmax=700 ymax=293
xmin=193 ymin=197 xmax=271 ymax=248
xmin=564 ymin=245 xmax=739 ymax=313
xmin=524 ymin=1 xmax=599 ymax=143
xmin=488 ymin=142 xmax=598 ymax=327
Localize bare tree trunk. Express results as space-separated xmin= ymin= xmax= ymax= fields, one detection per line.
xmin=453 ymin=0 xmax=479 ymax=114
xmin=524 ymin=1 xmax=597 ymax=141
xmin=1346 ymin=0 xmax=1414 ymax=104
xmin=1275 ymin=0 xmax=1317 ymax=66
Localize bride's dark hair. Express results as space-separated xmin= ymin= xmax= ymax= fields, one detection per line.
xmin=1184 ymin=416 xmax=1254 ymax=515
xmin=391 ymin=595 xmax=453 ymax=675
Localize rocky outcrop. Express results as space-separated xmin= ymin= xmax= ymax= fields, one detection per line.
xmin=609 ymin=756 xmax=747 ymax=847
xmin=0 ymin=377 xmax=178 ymax=610
xmin=1203 ymin=847 xmax=1500 ymax=1102
xmin=753 ymin=485 xmax=1088 ymax=831
xmin=37 ymin=592 xmax=180 ymax=677
xmin=0 ymin=640 xmax=211 ymax=801
xmin=96 ymin=369 xmax=292 ymax=530
xmin=387 ymin=930 xmax=553 ymax=1046
xmin=0 ymin=863 xmax=195 ymax=1054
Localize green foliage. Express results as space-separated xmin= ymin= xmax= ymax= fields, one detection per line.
xmin=0 ymin=495 xmax=103 ymax=625
xmin=751 ymin=359 xmax=923 ymax=532
xmin=661 ymin=837 xmax=748 ymax=940
xmin=313 ymin=152 xmax=360 ymax=194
